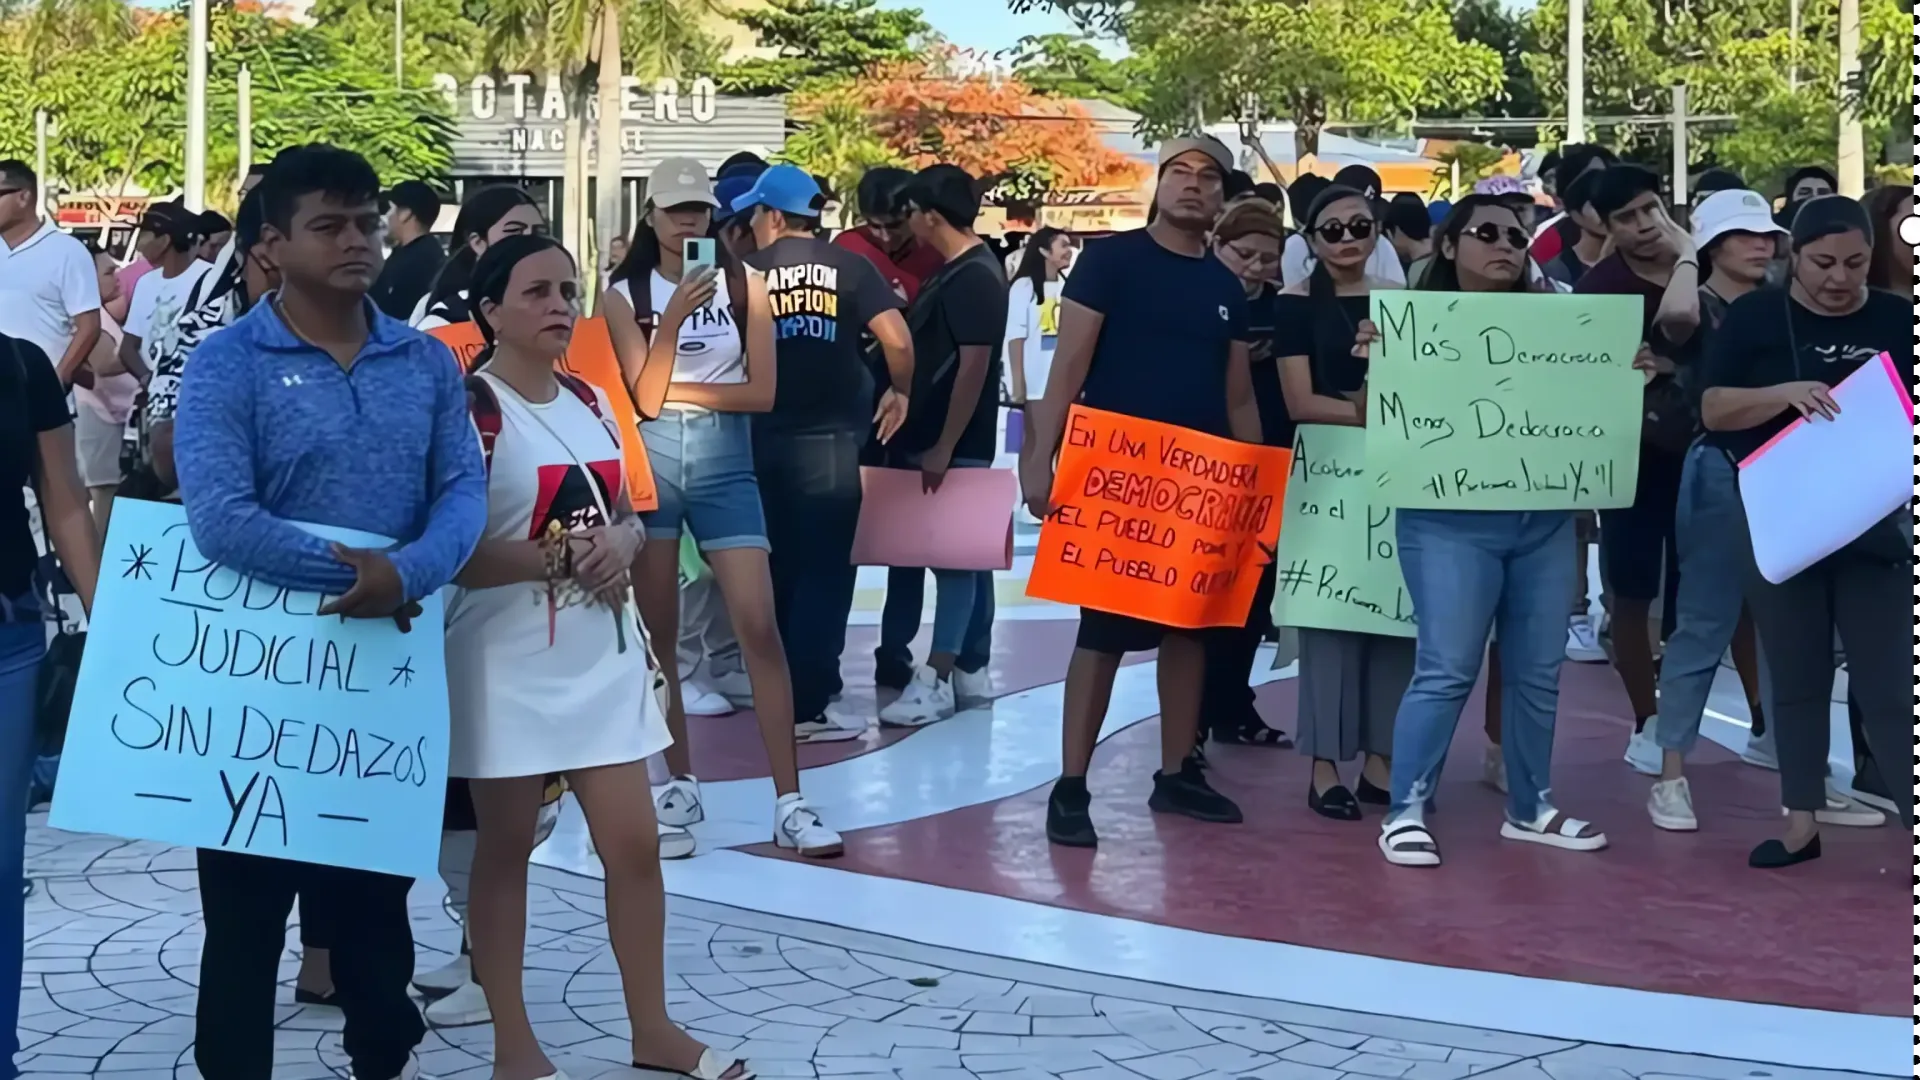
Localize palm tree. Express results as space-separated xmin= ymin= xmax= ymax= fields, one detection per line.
xmin=474 ymin=0 xmax=730 ymax=272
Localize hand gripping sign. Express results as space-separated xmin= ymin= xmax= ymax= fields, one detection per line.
xmin=1027 ymin=406 xmax=1291 ymax=629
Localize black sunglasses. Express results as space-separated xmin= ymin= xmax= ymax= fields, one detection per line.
xmin=1313 ymin=218 xmax=1375 ymax=243
xmin=1462 ymin=222 xmax=1531 ymax=250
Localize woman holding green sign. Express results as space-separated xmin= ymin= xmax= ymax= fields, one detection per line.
xmin=1273 ymin=184 xmax=1412 ymax=820
xmin=1368 ymin=195 xmax=1646 ymax=867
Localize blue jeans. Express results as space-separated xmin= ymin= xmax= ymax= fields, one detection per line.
xmin=1653 ymin=442 xmax=1772 ymax=754
xmin=877 ymin=457 xmax=994 ymax=672
xmin=1388 ymin=510 xmax=1575 ymax=825
xmin=0 ymin=593 xmax=45 ymax=1079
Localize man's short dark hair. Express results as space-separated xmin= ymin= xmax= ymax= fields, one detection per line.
xmin=1554 ymin=144 xmax=1618 ymax=196
xmin=1225 ymin=170 xmax=1256 ymax=201
xmin=0 ymin=159 xmax=35 ymax=196
xmin=197 ymin=210 xmax=231 ymax=235
xmin=1693 ymin=167 xmax=1744 ymax=197
xmin=235 ymin=186 xmax=267 ymax=252
xmin=386 ymin=179 xmax=442 ymax=227
xmin=856 ymin=167 xmax=914 ymax=219
xmin=1383 ymin=199 xmax=1431 ymax=241
xmin=1588 ymin=164 xmax=1663 ymax=220
xmin=902 ymin=164 xmax=980 ymax=230
xmin=1561 ymin=168 xmax=1603 ymax=215
xmin=259 ymin=144 xmax=382 ymax=234
xmin=1253 ymin=182 xmax=1286 ymax=210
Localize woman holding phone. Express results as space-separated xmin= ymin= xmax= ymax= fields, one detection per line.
xmin=602 ymin=159 xmax=846 ymax=859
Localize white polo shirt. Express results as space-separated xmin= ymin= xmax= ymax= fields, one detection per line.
xmin=0 ymin=219 xmax=102 ymax=367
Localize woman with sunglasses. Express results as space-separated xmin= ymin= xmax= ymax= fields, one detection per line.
xmin=448 ymin=234 xmax=749 ymax=1080
xmin=602 ymin=159 xmax=845 ymax=859
xmin=1698 ymin=195 xmax=1913 ymax=868
xmin=1272 ymin=185 xmax=1410 ymax=817
xmin=1198 ymin=198 xmax=1294 ymax=752
xmin=1368 ymin=195 xmax=1645 ymax=866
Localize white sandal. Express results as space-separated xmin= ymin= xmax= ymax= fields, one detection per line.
xmin=632 ymin=1048 xmax=755 ymax=1080
xmin=1500 ymin=808 xmax=1608 ymax=852
xmin=1379 ymin=820 xmax=1441 ymax=867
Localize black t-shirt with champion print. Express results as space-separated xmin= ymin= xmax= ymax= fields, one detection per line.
xmin=747 ymin=236 xmax=904 ymax=435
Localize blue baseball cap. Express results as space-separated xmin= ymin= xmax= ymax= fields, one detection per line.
xmin=715 ymin=165 xmax=767 ymax=221
xmin=729 ymin=165 xmax=824 ymax=218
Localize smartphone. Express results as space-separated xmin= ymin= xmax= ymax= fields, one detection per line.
xmin=683 ymin=237 xmax=716 ymax=277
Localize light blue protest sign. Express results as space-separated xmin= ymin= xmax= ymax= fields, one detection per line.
xmin=50 ymin=499 xmax=449 ymax=879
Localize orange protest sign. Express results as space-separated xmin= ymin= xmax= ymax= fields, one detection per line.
xmin=1026 ymin=406 xmax=1291 ymax=629
xmin=428 ymin=317 xmax=659 ymax=512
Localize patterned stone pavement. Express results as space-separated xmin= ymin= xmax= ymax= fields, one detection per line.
xmin=17 ymin=816 xmax=1887 ymax=1080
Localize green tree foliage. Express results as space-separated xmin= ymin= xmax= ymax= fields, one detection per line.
xmin=1522 ymin=0 xmax=1911 ymax=190
xmin=0 ymin=0 xmax=457 ymax=198
xmin=1007 ymin=32 xmax=1144 ymax=110
xmin=1450 ymin=0 xmax=1546 ymax=119
xmin=307 ymin=0 xmax=486 ymax=80
xmin=1114 ymin=0 xmax=1505 ymax=156
xmin=717 ymin=0 xmax=928 ymax=94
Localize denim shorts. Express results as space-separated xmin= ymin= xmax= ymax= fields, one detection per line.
xmin=639 ymin=408 xmax=769 ymax=552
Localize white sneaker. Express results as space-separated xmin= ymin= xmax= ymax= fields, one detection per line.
xmin=423 ymin=979 xmax=491 ymax=1026
xmin=1564 ymin=616 xmax=1606 ymax=662
xmin=1623 ymin=726 xmax=1661 ymax=777
xmin=682 ymin=678 xmax=735 ymax=717
xmin=952 ymin=666 xmax=993 ymax=703
xmin=659 ymin=822 xmax=696 ymax=860
xmin=1740 ymin=728 xmax=1778 ymax=770
xmin=412 ymin=953 xmax=469 ymax=995
xmin=1648 ymin=777 xmax=1698 ymax=831
xmin=708 ymin=664 xmax=754 ymax=706
xmin=1806 ymin=784 xmax=1885 ymax=827
xmin=774 ymin=793 xmax=843 ymax=858
xmin=1481 ymin=745 xmax=1507 ymax=794
xmin=878 ymin=665 xmax=956 ymax=727
xmin=655 ymin=776 xmax=704 ymax=827
xmin=795 ymin=711 xmax=866 ymax=744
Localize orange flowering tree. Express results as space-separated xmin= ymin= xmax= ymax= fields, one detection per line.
xmin=787 ymin=47 xmax=1147 ymax=207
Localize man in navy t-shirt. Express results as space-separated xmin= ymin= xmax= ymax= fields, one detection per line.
xmin=1016 ymin=134 xmax=1263 ymax=849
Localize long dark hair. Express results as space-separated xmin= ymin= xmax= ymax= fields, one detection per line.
xmin=424 ymin=185 xmax=542 ymax=320
xmin=1860 ymin=184 xmax=1913 ymax=294
xmin=1417 ymin=194 xmax=1536 ymax=293
xmin=1010 ymin=226 xmax=1068 ymax=297
xmin=1302 ymin=185 xmax=1374 ymax=371
xmin=609 ymin=205 xmax=747 ymax=333
xmin=468 ymin=234 xmax=574 ymax=370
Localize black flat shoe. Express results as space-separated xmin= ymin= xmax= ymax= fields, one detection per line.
xmin=293 ymin=986 xmax=337 ymax=1006
xmin=1309 ymin=783 xmax=1362 ymax=821
xmin=1046 ymin=778 xmax=1097 ymax=848
xmin=1354 ymin=777 xmax=1390 ymax=806
xmin=1749 ymin=833 xmax=1821 ymax=869
xmin=1149 ymin=763 xmax=1243 ymax=824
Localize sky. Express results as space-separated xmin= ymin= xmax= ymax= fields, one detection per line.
xmin=879 ymin=0 xmax=1121 ymax=59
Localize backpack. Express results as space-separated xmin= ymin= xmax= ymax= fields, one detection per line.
xmin=891 ymin=252 xmax=1003 ymax=455
xmin=465 ymin=371 xmax=608 ymax=473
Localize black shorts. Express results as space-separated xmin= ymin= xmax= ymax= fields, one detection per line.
xmin=1599 ymin=447 xmax=1684 ymax=603
xmin=1075 ymin=609 xmax=1252 ymax=655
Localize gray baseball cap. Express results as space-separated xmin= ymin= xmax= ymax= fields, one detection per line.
xmin=1157 ymin=135 xmax=1234 ymax=175
xmin=646 ymin=156 xmax=719 ymax=209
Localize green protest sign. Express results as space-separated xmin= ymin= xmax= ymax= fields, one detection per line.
xmin=1365 ymin=291 xmax=1644 ymax=510
xmin=1270 ymin=426 xmax=1417 ymax=638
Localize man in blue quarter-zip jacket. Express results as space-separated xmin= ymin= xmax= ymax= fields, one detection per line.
xmin=174 ymin=145 xmax=487 ymax=1080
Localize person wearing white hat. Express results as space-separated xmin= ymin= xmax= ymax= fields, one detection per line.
xmin=1636 ymin=188 xmax=1787 ymax=833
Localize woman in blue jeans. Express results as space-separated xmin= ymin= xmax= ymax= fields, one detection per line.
xmin=0 ymin=329 xmax=102 ymax=1077
xmin=1364 ymin=197 xmax=1644 ymax=867
xmin=604 ymin=158 xmax=847 ymax=860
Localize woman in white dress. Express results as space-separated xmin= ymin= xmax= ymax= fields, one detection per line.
xmin=447 ymin=235 xmax=749 ymax=1080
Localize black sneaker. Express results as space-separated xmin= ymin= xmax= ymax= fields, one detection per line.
xmin=1046 ymin=777 xmax=1097 ymax=848
xmin=874 ymin=655 xmax=914 ymax=692
xmin=1149 ymin=763 xmax=1244 ymax=824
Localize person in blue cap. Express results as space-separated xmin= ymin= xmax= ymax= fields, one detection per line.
xmin=733 ymin=164 xmax=915 ymax=743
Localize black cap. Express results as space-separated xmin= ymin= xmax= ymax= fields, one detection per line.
xmin=1332 ymin=165 xmax=1384 ymax=203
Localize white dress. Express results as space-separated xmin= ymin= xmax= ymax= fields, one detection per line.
xmin=444 ymin=371 xmax=670 ymax=778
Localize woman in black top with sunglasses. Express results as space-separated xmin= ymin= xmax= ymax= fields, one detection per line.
xmin=1273 ymin=185 xmax=1411 ymax=819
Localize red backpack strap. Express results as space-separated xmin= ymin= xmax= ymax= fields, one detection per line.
xmin=555 ymin=371 xmax=601 ymax=416
xmin=464 ymin=374 xmax=503 ymax=474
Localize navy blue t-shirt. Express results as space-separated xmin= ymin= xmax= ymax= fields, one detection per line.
xmin=1064 ymin=229 xmax=1251 ymax=437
